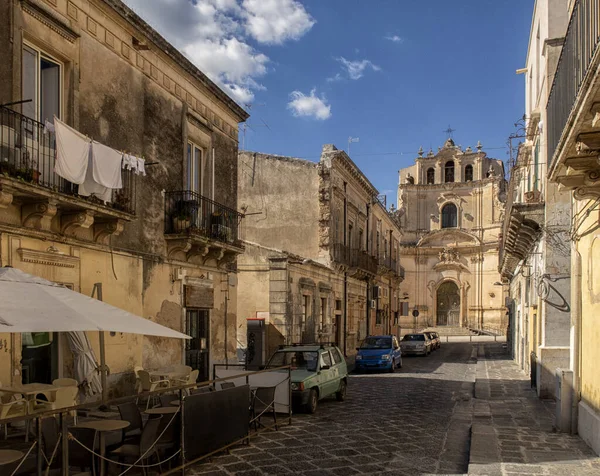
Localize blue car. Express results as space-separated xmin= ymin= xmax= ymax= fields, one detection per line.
xmin=355 ymin=335 xmax=403 ymax=373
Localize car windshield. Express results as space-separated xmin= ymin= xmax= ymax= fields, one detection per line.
xmin=403 ymin=334 xmax=425 ymax=341
xmin=267 ymin=351 xmax=319 ymax=372
xmin=361 ymin=337 xmax=392 ymax=349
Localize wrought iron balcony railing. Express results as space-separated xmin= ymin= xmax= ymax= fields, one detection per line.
xmin=164 ymin=190 xmax=244 ymax=246
xmin=547 ymin=0 xmax=600 ymax=164
xmin=332 ymin=243 xmax=378 ymax=274
xmin=0 ymin=106 xmax=136 ymax=214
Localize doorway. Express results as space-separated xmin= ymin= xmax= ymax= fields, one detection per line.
xmin=436 ymin=281 xmax=461 ymax=326
xmin=185 ymin=309 xmax=210 ymax=382
xmin=21 ymin=332 xmax=59 ymax=384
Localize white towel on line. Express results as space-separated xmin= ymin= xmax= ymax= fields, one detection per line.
xmin=54 ymin=117 xmax=90 ymax=184
xmin=122 ymin=154 xmax=135 ymax=170
xmin=91 ymin=141 xmax=123 ymax=189
xmin=78 ymin=147 xmax=112 ymax=203
xmin=136 ymin=157 xmax=146 ymax=176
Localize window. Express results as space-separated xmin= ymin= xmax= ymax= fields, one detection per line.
xmin=376 ymin=309 xmax=382 ymax=325
xmin=441 ymin=203 xmax=458 ymax=228
xmin=186 ymin=142 xmax=203 ymax=194
xmin=359 ymin=229 xmax=364 ymax=251
xmin=400 ymin=302 xmax=409 ymax=316
xmin=302 ymin=295 xmax=311 ymax=328
xmin=426 ymin=167 xmax=435 ymax=184
xmin=335 ymin=299 xmax=342 ymax=311
xmin=22 ymin=44 xmax=62 ymax=123
xmin=320 ymin=297 xmax=328 ymax=329
xmin=320 ymin=351 xmax=333 ymax=368
xmin=444 ymin=161 xmax=455 ymax=183
xmin=464 ymin=165 xmax=473 ymax=182
xmin=331 ymin=348 xmax=343 ymax=365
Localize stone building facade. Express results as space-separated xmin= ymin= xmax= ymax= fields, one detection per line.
xmin=237 ymin=145 xmax=404 ymax=360
xmin=396 ymin=139 xmax=507 ymax=332
xmin=543 ymin=0 xmax=600 ymax=454
xmin=501 ymin=0 xmax=571 ymax=400
xmin=0 ymin=0 xmax=247 ymax=397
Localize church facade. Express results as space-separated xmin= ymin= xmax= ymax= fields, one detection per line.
xmin=396 ymin=139 xmax=507 ymax=332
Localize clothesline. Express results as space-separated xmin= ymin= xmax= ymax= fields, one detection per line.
xmin=50 ymin=117 xmax=147 ymax=205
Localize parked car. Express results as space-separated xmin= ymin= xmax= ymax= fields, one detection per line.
xmin=355 ymin=335 xmax=402 ymax=373
xmin=425 ymin=331 xmax=441 ymax=350
xmin=400 ymin=333 xmax=433 ymax=356
xmin=265 ymin=343 xmax=347 ymax=414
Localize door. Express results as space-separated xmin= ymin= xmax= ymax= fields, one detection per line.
xmin=436 ymin=282 xmax=460 ymax=326
xmin=318 ymin=351 xmax=336 ymax=397
xmin=185 ymin=309 xmax=210 ymax=382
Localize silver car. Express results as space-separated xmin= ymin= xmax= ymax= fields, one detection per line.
xmin=425 ymin=331 xmax=441 ymax=350
xmin=400 ymin=333 xmax=433 ymax=356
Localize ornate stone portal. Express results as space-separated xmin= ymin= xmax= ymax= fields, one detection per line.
xmin=436 ymin=281 xmax=461 ymax=326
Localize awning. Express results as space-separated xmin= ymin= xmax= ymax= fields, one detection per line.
xmin=0 ymin=267 xmax=189 ymax=339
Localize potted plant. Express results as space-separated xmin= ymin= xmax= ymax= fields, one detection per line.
xmin=172 ymin=199 xmax=193 ymax=232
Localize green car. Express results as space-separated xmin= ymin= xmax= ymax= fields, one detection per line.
xmin=266 ymin=343 xmax=348 ymax=413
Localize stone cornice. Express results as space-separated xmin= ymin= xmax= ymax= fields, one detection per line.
xmin=18 ymin=246 xmax=80 ymax=268
xmin=22 ymin=0 xmax=80 ymax=43
xmin=399 ymin=176 xmax=504 ymax=192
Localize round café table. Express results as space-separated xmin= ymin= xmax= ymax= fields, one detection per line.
xmin=144 ymin=406 xmax=179 ymax=415
xmin=0 ymin=449 xmax=24 ymax=466
xmin=76 ymin=419 xmax=129 ymax=476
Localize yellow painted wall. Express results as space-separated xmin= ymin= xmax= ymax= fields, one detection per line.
xmin=578 ymin=207 xmax=600 ymax=412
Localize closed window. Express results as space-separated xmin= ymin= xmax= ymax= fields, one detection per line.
xmin=186 ymin=142 xmax=203 ymax=194
xmin=441 ymin=203 xmax=458 ymax=228
xmin=331 ymin=348 xmax=343 ymax=365
xmin=22 ymin=44 xmax=62 ymax=123
xmin=426 ymin=167 xmax=435 ymax=184
xmin=321 ymin=352 xmax=333 ymax=368
xmin=464 ymin=165 xmax=473 ymax=182
xmin=320 ymin=297 xmax=328 ymax=329
xmin=444 ymin=161 xmax=455 ymax=183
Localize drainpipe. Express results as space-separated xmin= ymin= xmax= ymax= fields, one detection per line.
xmin=343 ymin=182 xmax=347 ymax=356
xmin=366 ymin=204 xmax=371 ymax=334
xmin=571 ymin=241 xmax=582 ymax=435
xmin=224 ymin=272 xmax=229 ymax=366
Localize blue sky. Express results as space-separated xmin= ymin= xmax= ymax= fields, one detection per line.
xmin=124 ymin=0 xmax=534 ymax=206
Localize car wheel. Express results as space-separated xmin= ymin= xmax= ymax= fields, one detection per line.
xmin=336 ymin=380 xmax=347 ymax=401
xmin=305 ymin=388 xmax=318 ymax=413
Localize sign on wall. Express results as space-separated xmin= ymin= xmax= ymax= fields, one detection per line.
xmin=185 ymin=285 xmax=214 ymax=308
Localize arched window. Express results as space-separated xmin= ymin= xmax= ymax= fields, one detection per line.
xmin=464 ymin=164 xmax=473 ymax=182
xmin=441 ymin=203 xmax=458 ymax=228
xmin=426 ymin=168 xmax=435 ymax=184
xmin=444 ymin=161 xmax=455 ymax=183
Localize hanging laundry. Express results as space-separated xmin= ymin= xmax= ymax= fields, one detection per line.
xmin=122 ymin=154 xmax=135 ymax=170
xmin=44 ymin=119 xmax=55 ymax=135
xmin=91 ymin=141 xmax=123 ymax=189
xmin=136 ymin=157 xmax=146 ymax=176
xmin=54 ymin=117 xmax=90 ymax=184
xmin=78 ymin=147 xmax=112 ymax=203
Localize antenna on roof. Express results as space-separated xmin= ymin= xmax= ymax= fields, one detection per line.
xmin=241 ymin=103 xmax=268 ymax=150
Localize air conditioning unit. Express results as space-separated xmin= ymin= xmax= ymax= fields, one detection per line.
xmin=370 ymin=300 xmax=376 ymax=309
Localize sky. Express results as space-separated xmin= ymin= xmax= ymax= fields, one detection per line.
xmin=122 ymin=0 xmax=534 ymax=207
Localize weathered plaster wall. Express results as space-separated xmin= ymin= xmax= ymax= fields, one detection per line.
xmin=238 ymin=152 xmax=320 ymax=258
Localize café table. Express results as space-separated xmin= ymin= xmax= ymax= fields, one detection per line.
xmin=149 ymin=369 xmax=187 ymax=381
xmin=76 ymin=419 xmax=129 ymax=476
xmin=1 ymin=383 xmax=59 ymax=441
xmin=0 ymin=449 xmax=24 ymax=466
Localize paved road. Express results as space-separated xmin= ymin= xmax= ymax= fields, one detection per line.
xmin=190 ymin=342 xmax=478 ymax=475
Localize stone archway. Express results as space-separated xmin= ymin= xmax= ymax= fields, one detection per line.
xmin=436 ymin=281 xmax=460 ymax=326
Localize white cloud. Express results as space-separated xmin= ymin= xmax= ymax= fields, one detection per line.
xmin=326 ymin=73 xmax=343 ymax=83
xmin=242 ymin=0 xmax=315 ymax=44
xmin=122 ymin=0 xmax=315 ymax=105
xmin=287 ymin=89 xmax=331 ymax=120
xmin=336 ymin=57 xmax=381 ymax=80
xmin=385 ymin=35 xmax=404 ymax=43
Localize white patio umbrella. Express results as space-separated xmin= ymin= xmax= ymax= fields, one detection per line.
xmin=65 ymin=331 xmax=103 ymax=398
xmin=0 ymin=267 xmax=190 ymax=401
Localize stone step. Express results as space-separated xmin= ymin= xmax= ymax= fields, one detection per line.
xmin=424 ymin=326 xmax=477 ymax=336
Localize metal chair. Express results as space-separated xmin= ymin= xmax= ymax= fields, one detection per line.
xmin=117 ymin=401 xmax=143 ymax=442
xmin=137 ymin=370 xmax=169 ymax=409
xmin=250 ymin=386 xmax=277 ymax=432
xmin=110 ymin=415 xmax=163 ymax=476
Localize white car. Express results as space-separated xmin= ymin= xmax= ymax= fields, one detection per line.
xmin=400 ymin=333 xmax=432 ymax=356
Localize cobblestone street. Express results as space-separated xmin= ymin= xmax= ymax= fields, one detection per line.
xmin=190 ymin=342 xmax=477 ymax=476
xmin=186 ymin=342 xmax=600 ymax=476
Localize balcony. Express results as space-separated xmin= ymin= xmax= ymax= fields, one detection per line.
xmin=378 ymin=253 xmax=404 ymax=279
xmin=332 ymin=243 xmax=378 ymax=278
xmin=0 ymin=106 xmax=136 ymax=243
xmin=547 ymin=0 xmax=600 ymax=199
xmin=164 ymin=190 xmax=244 ymax=268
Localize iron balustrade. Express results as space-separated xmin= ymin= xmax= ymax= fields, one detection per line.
xmin=332 ymin=243 xmax=378 ymax=274
xmin=547 ymin=0 xmax=600 ymax=165
xmin=0 ymin=106 xmax=136 ymax=214
xmin=164 ymin=190 xmax=244 ymax=245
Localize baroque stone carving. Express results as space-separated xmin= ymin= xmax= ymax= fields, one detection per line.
xmin=0 ymin=190 xmax=13 ymax=208
xmin=438 ymin=248 xmax=460 ymax=263
xmin=93 ymin=219 xmax=125 ymax=244
xmin=18 ymin=247 xmax=80 ymax=268
xmin=22 ymin=200 xmax=58 ymax=230
xmin=61 ymin=210 xmax=94 ymax=235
